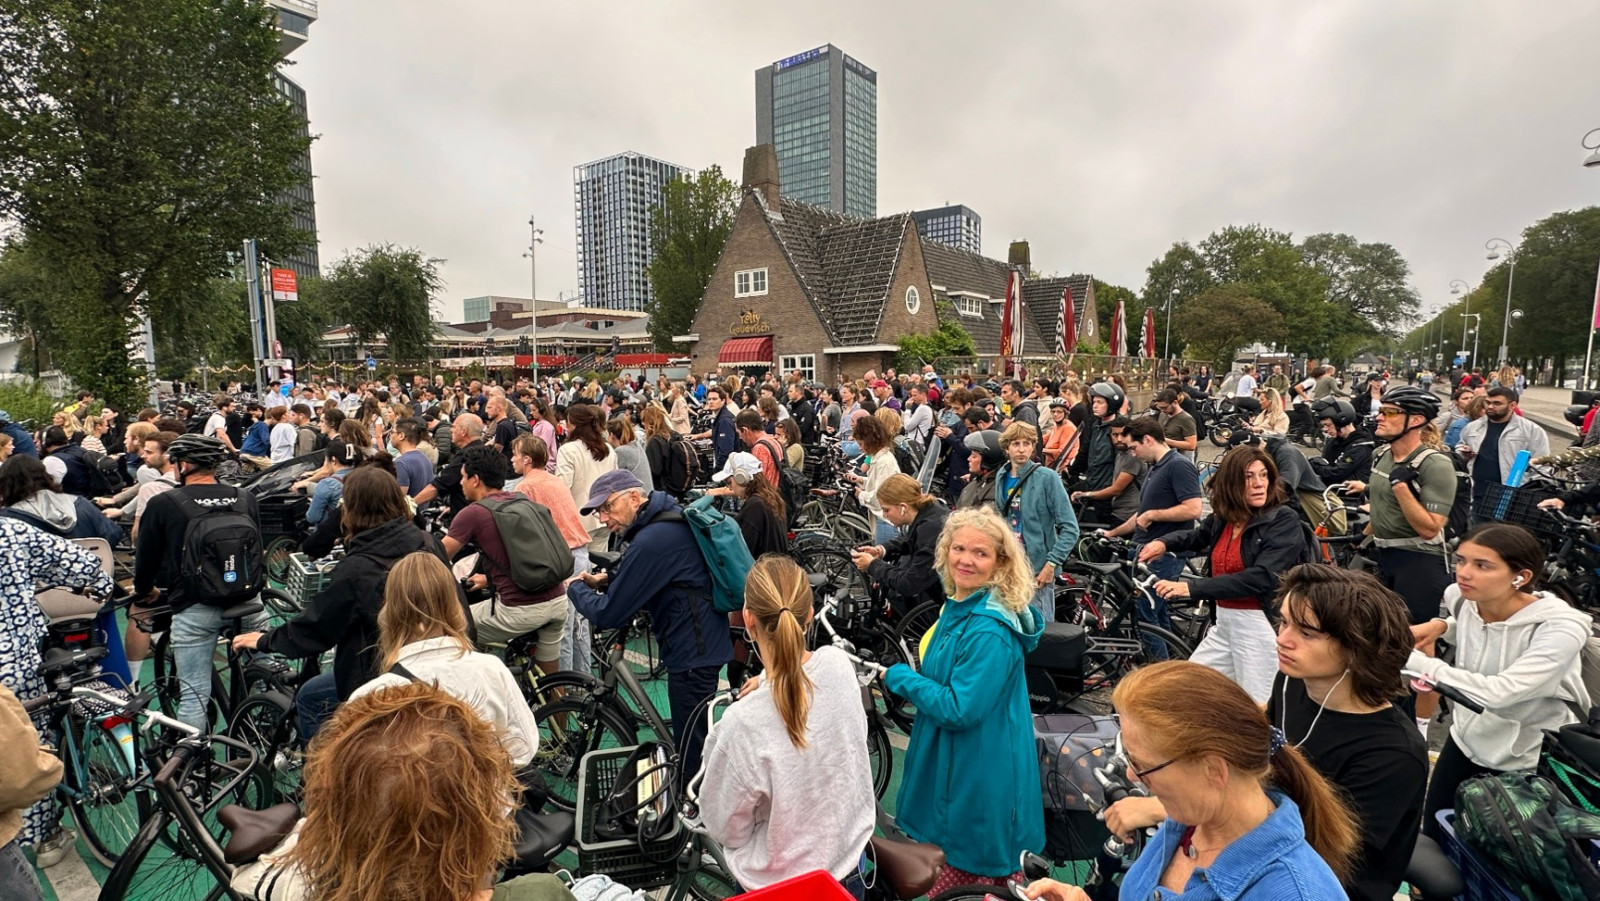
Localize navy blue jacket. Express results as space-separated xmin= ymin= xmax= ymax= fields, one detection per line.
xmin=567 ymin=491 xmax=732 ymax=674
xmin=2 ymin=421 xmax=37 ymax=457
xmin=710 ymin=408 xmax=738 ymax=470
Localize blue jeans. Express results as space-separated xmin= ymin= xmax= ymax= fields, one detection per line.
xmin=1134 ymin=547 xmax=1183 ymax=660
xmin=0 ymin=838 xmax=43 ymax=901
xmin=171 ymin=603 xmax=267 ymax=730
xmin=874 ymin=518 xmax=899 ymax=545
xmin=295 ymin=670 xmax=340 ymax=742
xmin=1031 ymin=582 xmax=1056 ymax=624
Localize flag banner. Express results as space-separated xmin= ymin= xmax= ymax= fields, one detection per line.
xmin=1110 ymin=300 xmax=1127 ymax=363
xmin=1059 ymin=287 xmax=1077 ymax=356
xmin=1142 ymin=307 xmax=1157 ymax=359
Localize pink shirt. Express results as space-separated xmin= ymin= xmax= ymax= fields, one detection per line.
xmin=516 ymin=469 xmax=591 ymax=549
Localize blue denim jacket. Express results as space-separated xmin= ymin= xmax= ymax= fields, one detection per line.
xmin=1120 ymin=792 xmax=1348 ymax=900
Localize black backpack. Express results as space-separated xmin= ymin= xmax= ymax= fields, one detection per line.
xmin=1406 ymin=446 xmax=1472 ymax=543
xmin=53 ymin=445 xmax=126 ymax=497
xmin=660 ymin=434 xmax=700 ymax=497
xmin=757 ymin=438 xmax=808 ymax=522
xmin=171 ymin=490 xmax=265 ymax=606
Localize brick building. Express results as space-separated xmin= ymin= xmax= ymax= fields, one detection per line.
xmin=678 ymin=145 xmax=1097 ymax=383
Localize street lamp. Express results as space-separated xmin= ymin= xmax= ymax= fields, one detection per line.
xmin=1450 ymin=280 xmax=1470 ymax=370
xmin=523 ymin=215 xmax=544 ymax=382
xmin=1485 ymin=239 xmax=1517 ymax=370
xmin=1462 ymin=313 xmax=1482 ymax=371
xmin=1583 ymin=128 xmax=1600 ymax=168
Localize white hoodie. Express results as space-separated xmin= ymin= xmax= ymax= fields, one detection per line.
xmin=1407 ymin=585 xmax=1593 ymax=770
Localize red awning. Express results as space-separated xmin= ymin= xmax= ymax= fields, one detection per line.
xmin=718 ymin=335 xmax=773 ymax=365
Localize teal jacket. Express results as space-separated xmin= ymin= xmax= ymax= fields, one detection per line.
xmin=883 ymin=588 xmax=1045 ymax=875
xmin=993 ymin=462 xmax=1080 ymax=573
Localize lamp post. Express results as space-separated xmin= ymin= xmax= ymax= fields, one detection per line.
xmin=1485 ymin=239 xmax=1517 ymax=370
xmin=1583 ymin=129 xmax=1600 ymax=388
xmin=523 ymin=215 xmax=544 ymax=382
xmin=1450 ymin=280 xmax=1470 ymax=371
xmin=1462 ymin=313 xmax=1482 ymax=371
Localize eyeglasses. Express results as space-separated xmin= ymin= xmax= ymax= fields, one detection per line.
xmin=1127 ymin=752 xmax=1181 ymax=782
xmin=1376 ymin=408 xmax=1406 ymax=419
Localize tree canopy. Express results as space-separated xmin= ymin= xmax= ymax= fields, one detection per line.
xmin=322 ymin=245 xmax=442 ymax=363
xmin=0 ymin=0 xmax=310 ymax=406
xmin=1172 ymin=284 xmax=1287 ymax=366
xmin=646 ymin=166 xmax=739 ymax=351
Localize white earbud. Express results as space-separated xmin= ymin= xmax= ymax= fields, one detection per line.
xmin=1512 ymin=576 xmax=1525 ymax=587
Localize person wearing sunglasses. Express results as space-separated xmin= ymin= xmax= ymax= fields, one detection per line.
xmin=1021 ymin=661 xmax=1356 ymax=901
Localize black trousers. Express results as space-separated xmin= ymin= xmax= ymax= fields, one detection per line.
xmin=668 ymin=664 xmax=722 ymax=790
xmin=1377 ymin=547 xmax=1454 ymax=625
xmin=1422 ymin=735 xmax=1500 ymax=841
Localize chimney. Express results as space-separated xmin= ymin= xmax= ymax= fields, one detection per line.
xmin=1008 ymin=240 xmax=1031 ymax=273
xmin=743 ymin=144 xmax=781 ymax=210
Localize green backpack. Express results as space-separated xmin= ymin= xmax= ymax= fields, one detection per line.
xmin=1455 ymin=773 xmax=1600 ymax=901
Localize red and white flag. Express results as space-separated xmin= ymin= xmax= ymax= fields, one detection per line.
xmin=1142 ymin=306 xmax=1157 ymax=359
xmin=1058 ymin=287 xmax=1077 ymax=356
xmin=1000 ymin=269 xmax=1025 ymax=373
xmin=1110 ymin=300 xmax=1127 ymax=362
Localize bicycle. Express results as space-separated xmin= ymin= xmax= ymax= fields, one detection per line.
xmin=138 ymin=589 xmax=294 ymax=730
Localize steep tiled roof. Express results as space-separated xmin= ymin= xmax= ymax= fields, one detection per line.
xmin=1022 ymin=276 xmax=1095 ymax=351
xmin=763 ymin=197 xmax=907 ymax=346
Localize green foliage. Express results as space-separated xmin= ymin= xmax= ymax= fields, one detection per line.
xmin=0 ymin=379 xmax=59 ymax=427
xmin=322 ymin=245 xmax=442 ymax=363
xmin=1299 ymin=233 xmax=1420 ymax=359
xmin=148 ymin=273 xmax=336 ymax=377
xmin=896 ymin=314 xmax=977 ymax=372
xmin=0 ymin=0 xmax=311 ymax=408
xmin=645 ymin=167 xmax=740 ymax=351
xmin=1092 ymin=280 xmax=1140 ymax=349
xmin=1172 ymin=284 xmax=1286 ymax=365
xmin=0 ymin=239 xmax=63 ymax=376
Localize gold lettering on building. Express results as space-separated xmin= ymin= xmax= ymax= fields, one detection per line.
xmin=730 ymin=307 xmax=772 ymax=336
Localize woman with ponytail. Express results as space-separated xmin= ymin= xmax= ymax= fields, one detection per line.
xmin=1025 ymin=660 xmax=1357 ymax=901
xmin=697 ymin=555 xmax=875 ymax=897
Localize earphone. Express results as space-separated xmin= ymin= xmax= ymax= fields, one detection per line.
xmin=732 ymin=471 xmax=752 ymax=486
xmin=1513 ymin=576 xmax=1526 ymax=587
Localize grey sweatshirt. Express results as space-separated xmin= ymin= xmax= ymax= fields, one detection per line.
xmin=696 ymin=646 xmax=875 ymax=889
xmin=1408 ymin=586 xmax=1593 ymax=770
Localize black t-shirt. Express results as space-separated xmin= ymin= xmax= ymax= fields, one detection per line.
xmin=490 ymin=417 xmax=519 ymax=460
xmin=735 ymin=495 xmax=789 ymax=560
xmin=1134 ymin=451 xmax=1202 ymax=544
xmin=1266 ymin=674 xmax=1428 ymax=901
xmin=1472 ymin=418 xmax=1507 ymax=496
xmin=132 ymin=483 xmax=261 ymax=611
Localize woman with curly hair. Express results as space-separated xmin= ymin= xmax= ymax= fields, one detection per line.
xmin=882 ymin=507 xmax=1044 ymax=895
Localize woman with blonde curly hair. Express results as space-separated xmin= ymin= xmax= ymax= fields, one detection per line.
xmin=282 ymin=682 xmax=572 ymax=901
xmin=882 ymin=507 xmax=1044 ymax=895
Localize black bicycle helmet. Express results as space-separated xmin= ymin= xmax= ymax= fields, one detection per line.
xmin=166 ymin=434 xmax=230 ymax=470
xmin=963 ymin=429 xmax=1006 ymax=471
xmin=1379 ymin=385 xmax=1439 ymax=421
xmin=1087 ymin=380 xmax=1125 ymax=414
xmin=1312 ymin=397 xmax=1359 ymax=429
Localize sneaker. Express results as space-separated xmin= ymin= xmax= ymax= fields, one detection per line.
xmin=33 ymin=828 xmax=76 ymax=868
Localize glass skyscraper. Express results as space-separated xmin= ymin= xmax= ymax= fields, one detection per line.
xmin=913 ymin=205 xmax=983 ymax=255
xmin=574 ymin=152 xmax=694 ymax=312
xmin=267 ymin=1 xmax=319 ymax=279
xmin=755 ymin=44 xmax=877 ymax=218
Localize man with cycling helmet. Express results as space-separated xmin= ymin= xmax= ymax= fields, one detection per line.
xmin=1067 ymin=381 xmax=1127 ymax=525
xmin=130 ymin=434 xmax=266 ymax=729
xmin=1310 ymin=398 xmax=1375 ymax=486
xmin=1341 ymin=386 xmax=1457 ymax=736
xmin=957 ymin=429 xmax=1005 ymax=511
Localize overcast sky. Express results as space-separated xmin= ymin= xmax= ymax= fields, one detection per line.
xmin=292 ymin=1 xmax=1600 ymax=325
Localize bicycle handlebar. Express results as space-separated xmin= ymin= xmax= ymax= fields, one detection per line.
xmin=1403 ymin=669 xmax=1486 ymax=714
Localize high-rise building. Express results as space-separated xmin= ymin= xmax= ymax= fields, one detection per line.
xmin=574 ymin=152 xmax=694 ymax=312
xmin=755 ymin=44 xmax=877 ymax=218
xmin=912 ymin=205 xmax=982 ymax=255
xmin=267 ymin=1 xmax=319 ymax=279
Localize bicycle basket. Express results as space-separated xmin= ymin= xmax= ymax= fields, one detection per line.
xmin=576 ymin=745 xmax=682 ymax=888
xmin=285 ymin=553 xmax=336 ymax=607
xmin=1471 ymin=482 xmax=1562 ymax=544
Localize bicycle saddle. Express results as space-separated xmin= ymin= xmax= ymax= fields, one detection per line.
xmin=218 ymin=802 xmax=302 ymax=864
xmin=37 ymin=645 xmax=108 ymax=680
xmin=221 ymin=600 xmax=265 ymax=622
xmin=1405 ymin=834 xmax=1464 ymax=898
xmin=1062 ymin=560 xmax=1123 ymax=577
xmin=506 ymin=808 xmax=575 ymax=876
xmin=868 ymin=833 xmax=945 ymax=900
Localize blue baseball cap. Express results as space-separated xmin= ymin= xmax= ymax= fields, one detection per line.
xmin=580 ymin=470 xmax=645 ymax=514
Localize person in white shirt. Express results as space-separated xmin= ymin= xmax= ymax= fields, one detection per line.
xmin=124 ymin=432 xmax=179 ymax=538
xmin=204 ymin=393 xmax=237 ymax=451
xmin=267 ymin=406 xmax=297 ymax=464
xmin=353 ymin=550 xmax=539 ymax=766
xmin=698 ymin=555 xmax=874 ymax=895
xmin=1234 ymin=365 xmax=1258 ymax=399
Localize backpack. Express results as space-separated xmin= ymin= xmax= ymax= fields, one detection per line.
xmin=171 ymin=490 xmax=265 ymax=606
xmin=650 ymin=504 xmax=753 ymax=614
xmin=1454 ymin=772 xmax=1600 ymax=901
xmin=757 ymin=438 xmax=807 ymax=524
xmin=890 ymin=438 xmax=919 ymax=481
xmin=53 ymin=445 xmax=126 ymax=496
xmin=660 ymin=434 xmax=699 ymax=497
xmin=475 ymin=495 xmax=575 ymax=595
xmin=1389 ymin=445 xmax=1471 ymax=545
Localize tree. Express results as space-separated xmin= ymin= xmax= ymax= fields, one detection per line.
xmin=896 ymin=310 xmax=976 ymax=372
xmin=1298 ymin=233 xmax=1420 ymax=359
xmin=0 ymin=239 xmax=63 ymax=377
xmin=322 ymin=246 xmax=442 ymax=363
xmin=645 ymin=166 xmax=739 ymax=351
xmin=1172 ymin=284 xmax=1286 ymax=365
xmin=0 ymin=0 xmax=311 ymax=406
xmin=1092 ymin=280 xmax=1140 ymax=350
xmin=148 ymin=273 xmax=336 ymax=377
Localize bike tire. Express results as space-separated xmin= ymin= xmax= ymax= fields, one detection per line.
xmin=264 ymin=535 xmax=301 ymax=584
xmin=63 ymin=713 xmax=150 ymax=867
xmin=226 ymin=691 xmax=300 ymax=807
xmin=529 ymin=697 xmax=638 ymax=812
xmin=98 ymin=806 xmax=228 ymax=901
xmin=867 ymin=719 xmax=893 ymax=801
xmin=670 ymin=853 xmax=741 ymax=901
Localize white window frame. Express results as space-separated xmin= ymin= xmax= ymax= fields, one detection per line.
xmin=735 ymin=267 xmax=769 ymax=298
xmin=953 ymin=295 xmax=983 ymax=317
xmin=780 ymin=354 xmax=816 ymax=382
xmin=905 ymin=286 xmax=921 ymax=315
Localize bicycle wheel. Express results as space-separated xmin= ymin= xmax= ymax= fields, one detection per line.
xmin=264 ymin=535 xmax=300 ymax=584
xmin=99 ymin=810 xmax=228 ymax=901
xmin=63 ymin=713 xmax=149 ymax=866
xmin=260 ymin=586 xmax=301 ymax=632
xmin=867 ymin=719 xmax=893 ymax=800
xmin=896 ymin=601 xmax=941 ymax=669
xmin=530 ymin=698 xmax=637 ymax=811
xmin=793 ymin=543 xmax=870 ymax=601
xmin=226 ymin=691 xmax=300 ymax=806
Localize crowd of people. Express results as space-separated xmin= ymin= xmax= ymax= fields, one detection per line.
xmin=0 ymin=357 xmax=1594 ymax=901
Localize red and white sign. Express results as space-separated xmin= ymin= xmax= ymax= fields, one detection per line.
xmin=269 ymin=268 xmax=298 ymax=303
